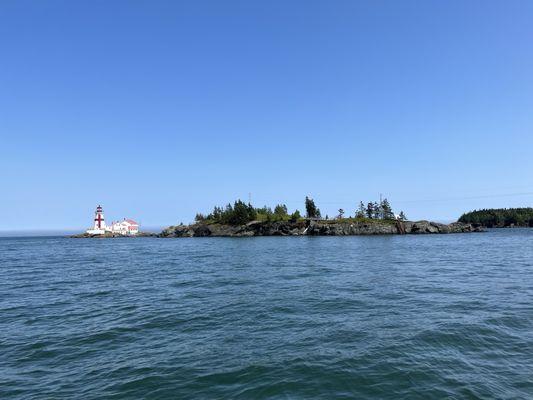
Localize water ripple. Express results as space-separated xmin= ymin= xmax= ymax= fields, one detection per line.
xmin=1 ymin=230 xmax=533 ymax=399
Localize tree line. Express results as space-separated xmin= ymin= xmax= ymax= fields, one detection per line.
xmin=195 ymin=197 xmax=406 ymax=226
xmin=195 ymin=200 xmax=301 ymax=225
xmin=458 ymin=208 xmax=533 ymax=227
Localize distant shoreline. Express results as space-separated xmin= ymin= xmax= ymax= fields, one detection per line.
xmin=459 ymin=208 xmax=533 ymax=228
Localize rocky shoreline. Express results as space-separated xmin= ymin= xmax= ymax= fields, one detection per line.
xmin=70 ymin=220 xmax=483 ymax=238
xmin=70 ymin=231 xmax=158 ymax=238
xmin=159 ymin=219 xmax=483 ymax=238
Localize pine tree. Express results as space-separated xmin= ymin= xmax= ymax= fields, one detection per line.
xmin=398 ymin=211 xmax=407 ymax=221
xmin=274 ymin=204 xmax=288 ymax=219
xmin=356 ymin=201 xmax=366 ymax=218
xmin=372 ymin=201 xmax=381 ymax=219
xmin=338 ymin=209 xmax=344 ymax=219
xmin=195 ymin=213 xmax=206 ymax=222
xmin=289 ymin=210 xmax=301 ymax=222
xmin=247 ymin=203 xmax=257 ymax=221
xmin=366 ymin=202 xmax=374 ymax=219
xmin=305 ymin=197 xmax=320 ymax=218
xmin=212 ymin=206 xmax=222 ymax=222
xmin=229 ymin=200 xmax=251 ymax=225
xmin=380 ymin=198 xmax=394 ymax=220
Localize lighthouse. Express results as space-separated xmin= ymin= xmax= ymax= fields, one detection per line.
xmin=86 ymin=205 xmax=107 ymax=235
xmin=85 ymin=205 xmax=141 ymax=236
xmin=93 ymin=205 xmax=106 ymax=231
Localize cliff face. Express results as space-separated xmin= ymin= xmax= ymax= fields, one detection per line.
xmin=159 ymin=220 xmax=482 ymax=238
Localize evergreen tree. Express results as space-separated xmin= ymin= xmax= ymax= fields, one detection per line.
xmin=356 ymin=201 xmax=366 ymax=218
xmin=259 ymin=206 xmax=273 ymax=222
xmin=372 ymin=201 xmax=381 ymax=219
xmin=195 ymin=213 xmax=206 ymax=222
xmin=274 ymin=204 xmax=288 ymax=219
xmin=305 ymin=197 xmax=320 ymax=218
xmin=289 ymin=210 xmax=301 ymax=222
xmin=228 ymin=200 xmax=251 ymax=225
xmin=338 ymin=209 xmax=344 ymax=219
xmin=220 ymin=203 xmax=233 ymax=224
xmin=212 ymin=206 xmax=222 ymax=222
xmin=247 ymin=203 xmax=257 ymax=221
xmin=398 ymin=211 xmax=407 ymax=221
xmin=256 ymin=206 xmax=273 ymax=217
xmin=366 ymin=202 xmax=374 ymax=219
xmin=380 ymin=198 xmax=394 ymax=220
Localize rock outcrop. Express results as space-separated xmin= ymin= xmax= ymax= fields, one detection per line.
xmin=159 ymin=219 xmax=483 ymax=238
xmin=70 ymin=231 xmax=157 ymax=238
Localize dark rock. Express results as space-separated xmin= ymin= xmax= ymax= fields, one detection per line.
xmin=69 ymin=231 xmax=157 ymax=238
xmin=159 ymin=219 xmax=483 ymax=238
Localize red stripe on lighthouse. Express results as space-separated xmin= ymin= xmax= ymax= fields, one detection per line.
xmin=95 ymin=213 xmax=103 ymax=228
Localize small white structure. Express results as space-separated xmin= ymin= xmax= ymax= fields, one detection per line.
xmin=85 ymin=205 xmax=140 ymax=236
xmin=109 ymin=219 xmax=140 ymax=236
xmin=86 ymin=205 xmax=107 ymax=235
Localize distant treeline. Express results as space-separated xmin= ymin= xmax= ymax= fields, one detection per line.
xmin=194 ymin=197 xmax=406 ymax=226
xmin=459 ymin=208 xmax=533 ymax=227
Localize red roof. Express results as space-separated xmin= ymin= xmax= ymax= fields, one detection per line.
xmin=124 ymin=219 xmax=139 ymax=225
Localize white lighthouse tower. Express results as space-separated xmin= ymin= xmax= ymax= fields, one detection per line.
xmin=86 ymin=205 xmax=107 ymax=235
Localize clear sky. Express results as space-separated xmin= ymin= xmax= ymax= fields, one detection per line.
xmin=1 ymin=0 xmax=532 ymax=230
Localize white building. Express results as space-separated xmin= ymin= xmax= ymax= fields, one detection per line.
xmin=86 ymin=206 xmax=140 ymax=236
xmin=108 ymin=219 xmax=140 ymax=236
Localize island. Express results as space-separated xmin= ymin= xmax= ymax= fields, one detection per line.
xmin=160 ymin=198 xmax=482 ymax=237
xmin=70 ymin=197 xmax=487 ymax=238
xmin=459 ymin=208 xmax=533 ymax=228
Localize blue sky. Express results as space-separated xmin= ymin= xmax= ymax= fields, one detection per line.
xmin=1 ymin=1 xmax=532 ymax=230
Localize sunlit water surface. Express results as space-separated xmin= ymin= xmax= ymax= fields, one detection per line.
xmin=1 ymin=230 xmax=532 ymax=399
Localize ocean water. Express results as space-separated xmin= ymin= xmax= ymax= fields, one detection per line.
xmin=1 ymin=230 xmax=533 ymax=399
